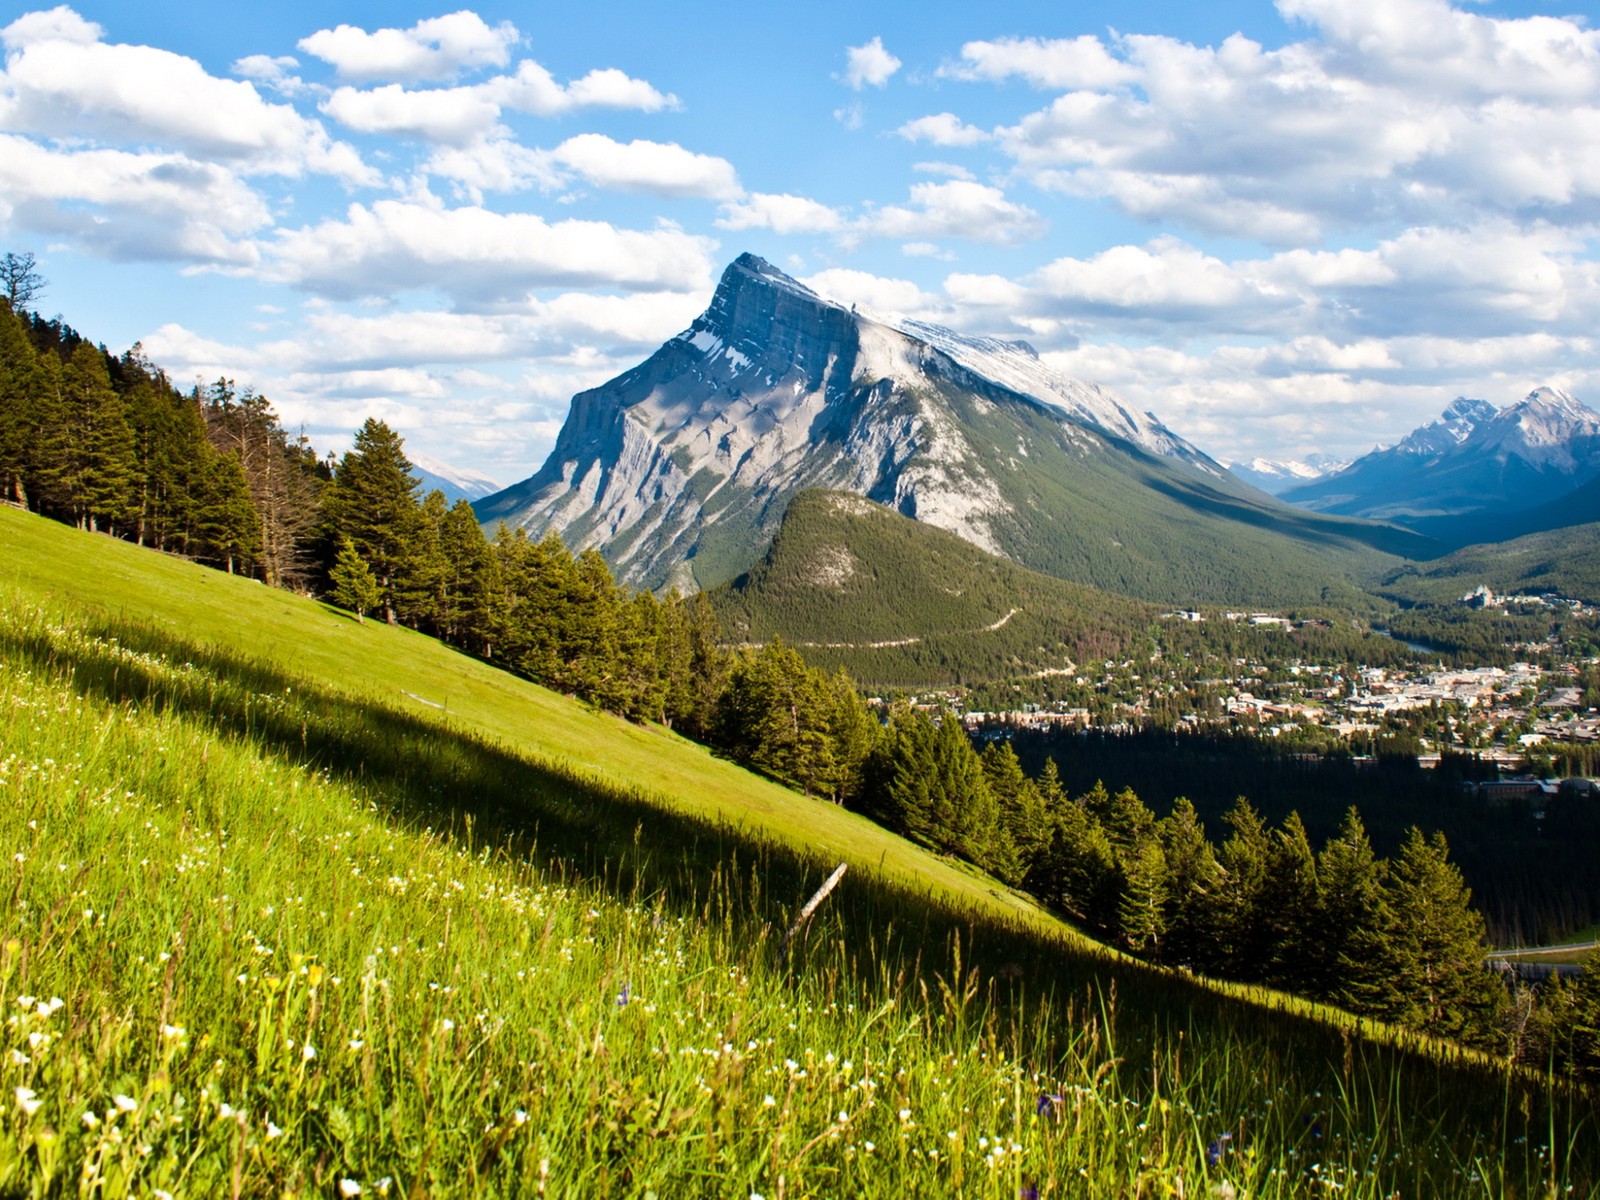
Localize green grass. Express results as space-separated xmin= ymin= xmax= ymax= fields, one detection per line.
xmin=0 ymin=506 xmax=1595 ymax=1196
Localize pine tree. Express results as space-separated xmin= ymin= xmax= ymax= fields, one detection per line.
xmin=322 ymin=419 xmax=422 ymax=624
xmin=1314 ymin=808 xmax=1391 ymax=1009
xmin=329 ymin=536 xmax=381 ymax=623
xmin=1117 ymin=835 xmax=1168 ymax=955
xmin=1157 ymin=797 xmax=1217 ymax=968
xmin=1033 ymin=797 xmax=1118 ymax=933
xmin=1376 ymin=828 xmax=1507 ymax=1046
xmin=1261 ymin=812 xmax=1321 ymax=993
xmin=60 ymin=343 xmax=135 ymax=533
xmin=0 ymin=304 xmax=40 ymax=506
xmin=1202 ymin=797 xmax=1273 ymax=979
xmin=194 ymin=450 xmax=262 ymax=574
xmin=981 ymin=741 xmax=1050 ymax=877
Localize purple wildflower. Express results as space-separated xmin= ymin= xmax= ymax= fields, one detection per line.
xmin=1020 ymin=1184 xmax=1040 ymax=1200
xmin=1036 ymin=1092 xmax=1063 ymax=1117
xmin=1207 ymin=1132 xmax=1233 ymax=1166
xmin=616 ymin=981 xmax=631 ymax=1007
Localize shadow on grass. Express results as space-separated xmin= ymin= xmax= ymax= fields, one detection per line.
xmin=5 ymin=608 xmax=1597 ymax=1178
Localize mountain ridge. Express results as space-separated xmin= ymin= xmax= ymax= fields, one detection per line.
xmin=477 ymin=253 xmax=1433 ymax=603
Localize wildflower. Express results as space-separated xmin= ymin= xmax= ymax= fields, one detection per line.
xmin=616 ymin=982 xmax=631 ymax=1007
xmin=1021 ymin=1185 xmax=1041 ymax=1200
xmin=265 ymin=1120 xmax=284 ymax=1139
xmin=82 ymin=1111 xmax=99 ymax=1128
xmin=513 ymin=1109 xmax=529 ymax=1126
xmin=161 ymin=1024 xmax=185 ymax=1040
xmin=339 ymin=1180 xmax=362 ymax=1197
xmin=762 ymin=1094 xmax=777 ymax=1108
xmin=113 ymin=1094 xmax=139 ymax=1114
xmin=376 ymin=1180 xmax=392 ymax=1197
xmin=14 ymin=1086 xmax=41 ymax=1116
xmin=1036 ymin=1092 xmax=1063 ymax=1117
xmin=1207 ymin=1132 xmax=1233 ymax=1166
xmin=9 ymin=1050 xmax=28 ymax=1066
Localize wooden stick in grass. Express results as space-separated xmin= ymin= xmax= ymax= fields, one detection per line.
xmin=778 ymin=862 xmax=848 ymax=965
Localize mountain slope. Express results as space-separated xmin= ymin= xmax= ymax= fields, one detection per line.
xmin=1284 ymin=389 xmax=1600 ymax=528
xmin=478 ymin=253 xmax=1431 ymax=605
xmin=714 ymin=490 xmax=1157 ymax=687
xmin=1379 ymin=519 xmax=1600 ymax=605
xmin=409 ymin=450 xmax=503 ymax=503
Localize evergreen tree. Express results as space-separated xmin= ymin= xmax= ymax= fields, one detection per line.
xmin=0 ymin=304 xmax=40 ymax=506
xmin=1117 ymin=834 xmax=1168 ymax=955
xmin=329 ymin=536 xmax=381 ymax=623
xmin=1261 ymin=812 xmax=1321 ymax=993
xmin=1202 ymin=797 xmax=1273 ymax=979
xmin=322 ymin=419 xmax=422 ymax=624
xmin=194 ymin=450 xmax=262 ymax=574
xmin=1314 ymin=808 xmax=1391 ymax=1009
xmin=60 ymin=343 xmax=135 ymax=533
xmin=436 ymin=499 xmax=501 ymax=654
xmin=1157 ymin=798 xmax=1218 ymax=968
xmin=1031 ymin=793 xmax=1119 ymax=931
xmin=1375 ymin=828 xmax=1507 ymax=1046
xmin=981 ymin=741 xmax=1050 ymax=879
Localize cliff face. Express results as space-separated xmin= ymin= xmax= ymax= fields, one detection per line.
xmin=477 ymin=254 xmax=1408 ymax=601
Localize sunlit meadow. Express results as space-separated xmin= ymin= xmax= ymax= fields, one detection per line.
xmin=0 ymin=510 xmax=1594 ymax=1196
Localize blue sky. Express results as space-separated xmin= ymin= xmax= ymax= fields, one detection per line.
xmin=5 ymin=0 xmax=1600 ymax=483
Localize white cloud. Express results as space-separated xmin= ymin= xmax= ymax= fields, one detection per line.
xmin=2 ymin=6 xmax=100 ymax=48
xmin=317 ymin=63 xmax=677 ymax=149
xmin=258 ymin=199 xmax=718 ymax=304
xmin=0 ymin=13 xmax=375 ymax=185
xmin=860 ymin=181 xmax=1046 ymax=246
xmin=550 ymin=134 xmax=742 ymax=200
xmin=944 ymin=3 xmax=1600 ymax=238
xmin=322 ymin=82 xmax=502 ymax=144
xmin=297 ymin=12 xmax=519 ymax=83
xmin=0 ymin=134 xmax=269 ymax=263
xmin=716 ymin=192 xmax=845 ymax=234
xmin=843 ymin=36 xmax=901 ymax=90
xmin=232 ymin=54 xmax=306 ymax=96
xmin=942 ymin=34 xmax=1138 ymax=89
xmin=805 ymin=268 xmax=938 ymax=316
xmin=485 ymin=60 xmax=675 ymax=118
xmin=897 ymin=113 xmax=989 ymax=147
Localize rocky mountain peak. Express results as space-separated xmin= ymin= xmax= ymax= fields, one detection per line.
xmin=1393 ymin=397 xmax=1497 ymax=456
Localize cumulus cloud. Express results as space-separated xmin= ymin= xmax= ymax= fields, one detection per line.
xmin=550 ymin=134 xmax=741 ymax=200
xmin=297 ymin=12 xmax=519 ymax=83
xmin=804 ymin=268 xmax=938 ymax=315
xmin=0 ymin=10 xmax=375 ymax=184
xmin=860 ymin=181 xmax=1046 ymax=246
xmin=941 ymin=34 xmax=1138 ymax=89
xmin=257 ymin=199 xmax=718 ymax=305
xmin=896 ymin=113 xmax=989 ymax=147
xmin=317 ymin=61 xmax=677 ymax=149
xmin=843 ymin=36 xmax=901 ymax=90
xmin=0 ymin=134 xmax=269 ymax=263
xmin=926 ymin=0 xmax=1600 ymax=238
xmin=716 ymin=192 xmax=845 ymax=234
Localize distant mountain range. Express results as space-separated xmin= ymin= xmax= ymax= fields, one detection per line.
xmin=476 ymin=253 xmax=1427 ymax=607
xmin=1224 ymin=454 xmax=1349 ymax=496
xmin=410 ymin=452 xmax=503 ymax=504
xmin=1281 ymin=389 xmax=1600 ymax=545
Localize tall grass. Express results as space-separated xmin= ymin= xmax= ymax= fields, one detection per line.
xmin=0 ymin=592 xmax=1593 ymax=1197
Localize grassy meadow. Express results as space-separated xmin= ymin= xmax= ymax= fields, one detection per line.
xmin=0 ymin=505 xmax=1595 ymax=1197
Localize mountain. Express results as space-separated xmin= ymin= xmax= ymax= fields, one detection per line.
xmin=713 ymin=489 xmax=1155 ymax=687
xmin=410 ymin=451 xmax=503 ymax=504
xmin=477 ymin=253 xmax=1431 ymax=604
xmin=1281 ymin=390 xmax=1600 ymax=534
xmin=1224 ymin=454 xmax=1348 ymax=496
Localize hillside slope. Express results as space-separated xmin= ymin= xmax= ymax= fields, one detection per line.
xmin=1380 ymin=519 xmax=1600 ymax=605
xmin=1 ymin=506 xmax=1592 ymax=1195
xmin=714 ymin=490 xmax=1157 ymax=687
